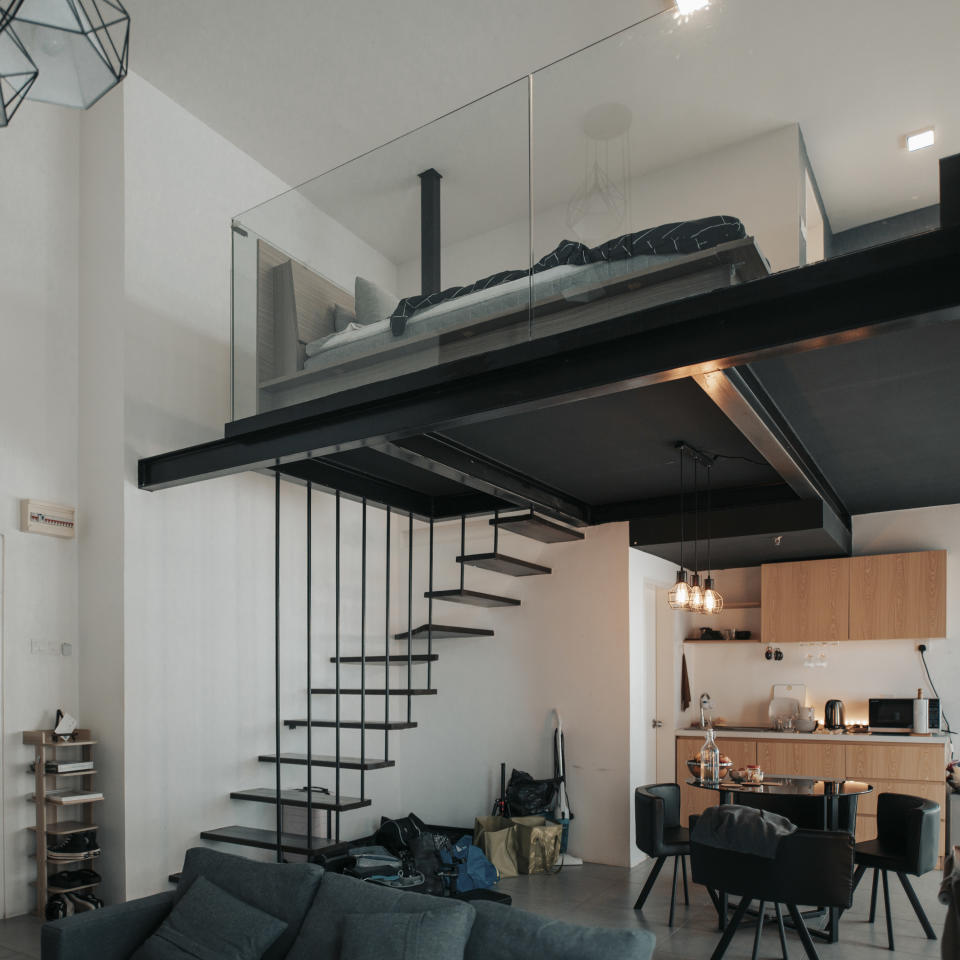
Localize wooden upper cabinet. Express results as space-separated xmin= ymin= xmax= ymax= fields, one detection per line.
xmin=849 ymin=550 xmax=946 ymax=640
xmin=761 ymin=558 xmax=850 ymax=644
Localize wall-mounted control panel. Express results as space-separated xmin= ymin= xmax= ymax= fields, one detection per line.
xmin=20 ymin=499 xmax=76 ymax=539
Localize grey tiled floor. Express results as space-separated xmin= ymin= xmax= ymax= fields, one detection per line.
xmin=0 ymin=914 xmax=42 ymax=960
xmin=498 ymin=859 xmax=946 ymax=958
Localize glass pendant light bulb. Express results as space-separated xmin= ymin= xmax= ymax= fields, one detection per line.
xmin=668 ymin=569 xmax=690 ymax=609
xmin=703 ymin=577 xmax=724 ymax=614
xmin=688 ymin=573 xmax=704 ymax=612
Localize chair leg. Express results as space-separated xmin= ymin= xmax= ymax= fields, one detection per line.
xmin=897 ymin=872 xmax=937 ymax=940
xmin=881 ymin=869 xmax=894 ymax=951
xmin=774 ymin=903 xmax=789 ymax=960
xmin=669 ymin=855 xmax=680 ymax=927
xmin=786 ymin=904 xmax=821 ymax=960
xmin=868 ymin=867 xmax=879 ymax=923
xmin=681 ymin=854 xmax=690 ymax=905
xmin=751 ymin=901 xmax=766 ymax=960
xmin=633 ymin=856 xmax=665 ymax=911
xmin=710 ymin=898 xmax=751 ymax=960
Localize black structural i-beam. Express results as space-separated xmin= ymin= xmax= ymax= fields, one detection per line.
xmin=942 ymin=153 xmax=960 ymax=229
xmin=419 ymin=168 xmax=442 ymax=296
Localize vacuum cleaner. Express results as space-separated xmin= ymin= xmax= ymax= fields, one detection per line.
xmin=553 ymin=709 xmax=583 ymax=867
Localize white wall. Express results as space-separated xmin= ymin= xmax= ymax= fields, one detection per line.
xmin=0 ymin=104 xmax=81 ymax=917
xmin=397 ymin=124 xmax=804 ymax=294
xmin=628 ymin=549 xmax=680 ymax=866
xmin=669 ymin=506 xmax=959 ymax=747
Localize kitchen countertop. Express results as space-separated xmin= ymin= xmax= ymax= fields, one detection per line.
xmin=676 ymin=727 xmax=950 ymax=745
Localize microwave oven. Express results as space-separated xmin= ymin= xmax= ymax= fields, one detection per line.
xmin=868 ymin=698 xmax=940 ymax=734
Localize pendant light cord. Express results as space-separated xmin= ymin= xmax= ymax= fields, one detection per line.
xmin=679 ymin=447 xmax=685 ymax=572
xmin=692 ymin=458 xmax=699 ymax=575
xmin=706 ymin=464 xmax=712 ymax=579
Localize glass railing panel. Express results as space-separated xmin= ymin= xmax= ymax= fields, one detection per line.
xmin=230 ymin=76 xmax=530 ymax=421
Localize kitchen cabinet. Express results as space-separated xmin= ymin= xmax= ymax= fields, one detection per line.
xmin=844 ymin=742 xmax=945 ymax=782
xmin=761 ymin=558 xmax=850 ymax=644
xmin=849 ymin=550 xmax=946 ymax=640
xmin=756 ymin=740 xmax=844 ymax=779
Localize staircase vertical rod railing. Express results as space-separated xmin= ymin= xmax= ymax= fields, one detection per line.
xmin=335 ymin=490 xmax=341 ymax=844
xmin=360 ymin=497 xmax=367 ymax=801
xmin=493 ymin=508 xmax=499 ymax=553
xmin=384 ymin=505 xmax=391 ymax=763
xmin=306 ymin=481 xmax=313 ymax=853
xmin=274 ymin=469 xmax=282 ymax=862
xmin=427 ymin=517 xmax=434 ymax=691
xmin=460 ymin=515 xmax=466 ymax=591
xmin=407 ymin=512 xmax=413 ymax=723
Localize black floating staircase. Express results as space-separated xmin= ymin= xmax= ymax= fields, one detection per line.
xmin=201 ymin=501 xmax=582 ymax=859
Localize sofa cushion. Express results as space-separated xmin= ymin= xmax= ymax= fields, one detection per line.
xmin=340 ymin=910 xmax=473 ymax=960
xmin=464 ymin=900 xmax=656 ymax=960
xmin=178 ymin=847 xmax=323 ymax=960
xmin=132 ymin=876 xmax=287 ymax=960
xmin=286 ymin=872 xmax=475 ymax=960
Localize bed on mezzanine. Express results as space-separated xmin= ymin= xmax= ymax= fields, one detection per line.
xmin=253 ymin=216 xmax=770 ymax=414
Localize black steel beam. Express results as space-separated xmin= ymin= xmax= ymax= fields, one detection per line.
xmin=419 ymin=168 xmax=442 ymax=296
xmin=139 ymin=226 xmax=960 ymax=491
xmin=378 ymin=434 xmax=591 ymax=527
xmin=693 ymin=367 xmax=849 ymax=523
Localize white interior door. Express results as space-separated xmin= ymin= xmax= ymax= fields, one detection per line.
xmin=655 ymin=588 xmax=677 ymax=783
xmin=642 ymin=581 xmax=658 ymax=784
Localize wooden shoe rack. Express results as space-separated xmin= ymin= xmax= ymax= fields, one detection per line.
xmin=24 ymin=729 xmax=102 ymax=915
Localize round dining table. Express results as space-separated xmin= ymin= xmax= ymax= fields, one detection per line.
xmin=687 ymin=776 xmax=874 ymax=943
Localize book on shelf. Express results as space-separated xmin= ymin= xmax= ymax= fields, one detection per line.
xmin=30 ymin=760 xmax=95 ymax=773
xmin=41 ymin=790 xmax=104 ymax=803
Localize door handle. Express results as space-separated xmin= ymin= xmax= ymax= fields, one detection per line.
xmin=651 ymin=719 xmax=664 ymax=729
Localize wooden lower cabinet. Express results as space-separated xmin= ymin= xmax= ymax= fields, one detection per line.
xmin=675 ymin=735 xmax=949 ymax=861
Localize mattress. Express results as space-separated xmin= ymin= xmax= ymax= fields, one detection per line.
xmin=303 ymin=250 xmax=686 ymax=374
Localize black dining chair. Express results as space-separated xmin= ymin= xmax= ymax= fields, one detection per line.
xmin=690 ymin=825 xmax=855 ymax=960
xmin=851 ymin=792 xmax=940 ymax=951
xmin=634 ymin=783 xmax=690 ymax=925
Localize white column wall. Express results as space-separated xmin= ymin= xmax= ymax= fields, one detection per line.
xmin=0 ymin=105 xmax=81 ymax=918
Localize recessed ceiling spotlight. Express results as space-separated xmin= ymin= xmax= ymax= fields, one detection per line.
xmin=906 ymin=128 xmax=935 ymax=152
xmin=675 ymin=0 xmax=710 ymax=16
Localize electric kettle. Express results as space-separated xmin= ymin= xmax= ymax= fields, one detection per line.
xmin=825 ymin=699 xmax=846 ymax=730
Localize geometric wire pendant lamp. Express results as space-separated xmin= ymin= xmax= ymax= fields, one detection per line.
xmin=1 ymin=0 xmax=25 ymax=32
xmin=667 ymin=443 xmax=691 ymax=610
xmin=14 ymin=0 xmax=128 ymax=109
xmin=0 ymin=23 xmax=38 ymax=126
xmin=701 ymin=462 xmax=724 ymax=614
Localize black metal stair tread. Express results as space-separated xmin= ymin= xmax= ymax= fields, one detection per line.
xmin=311 ymin=688 xmax=437 ymax=696
xmin=230 ymin=788 xmax=371 ymax=811
xmin=283 ymin=719 xmax=418 ymax=730
xmin=331 ymin=654 xmax=439 ymax=664
xmin=393 ymin=624 xmax=494 ymax=640
xmin=424 ymin=588 xmax=520 ymax=607
xmin=258 ymin=753 xmax=395 ymax=770
xmin=457 ymin=552 xmax=551 ymax=577
xmin=201 ymin=825 xmax=336 ymax=855
xmin=490 ymin=514 xmax=585 ymax=543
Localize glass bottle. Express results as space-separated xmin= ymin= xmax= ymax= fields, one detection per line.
xmin=699 ymin=728 xmax=721 ymax=784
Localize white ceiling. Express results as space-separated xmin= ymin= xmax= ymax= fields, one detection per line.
xmin=126 ymin=0 xmax=959 ymax=250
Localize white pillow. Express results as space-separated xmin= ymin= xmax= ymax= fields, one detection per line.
xmin=355 ymin=276 xmax=397 ymax=326
xmin=330 ymin=303 xmax=356 ymax=333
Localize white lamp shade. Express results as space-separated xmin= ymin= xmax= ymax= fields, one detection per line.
xmin=16 ymin=0 xmax=127 ymax=109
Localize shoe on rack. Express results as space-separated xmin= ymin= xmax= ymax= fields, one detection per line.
xmin=47 ymin=832 xmax=99 ymax=859
xmin=67 ymin=892 xmax=102 ymax=912
xmin=48 ymin=870 xmax=91 ymax=890
xmin=45 ymin=895 xmax=68 ymax=921
xmin=71 ymin=868 xmax=102 ymax=886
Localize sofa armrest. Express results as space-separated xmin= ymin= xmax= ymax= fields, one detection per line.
xmin=42 ymin=890 xmax=175 ymax=960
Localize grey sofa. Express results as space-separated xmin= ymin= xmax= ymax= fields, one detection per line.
xmin=41 ymin=847 xmax=655 ymax=960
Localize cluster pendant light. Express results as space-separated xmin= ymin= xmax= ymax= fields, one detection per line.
xmin=0 ymin=0 xmax=128 ymax=128
xmin=667 ymin=443 xmax=724 ymax=614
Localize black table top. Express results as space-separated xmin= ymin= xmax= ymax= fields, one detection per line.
xmin=686 ymin=776 xmax=873 ymax=798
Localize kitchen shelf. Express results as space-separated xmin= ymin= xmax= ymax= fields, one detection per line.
xmin=723 ymin=600 xmax=761 ymax=609
xmin=683 ymin=636 xmax=762 ymax=644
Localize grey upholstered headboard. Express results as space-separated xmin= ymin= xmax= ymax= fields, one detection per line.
xmin=257 ymin=239 xmax=355 ymax=384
